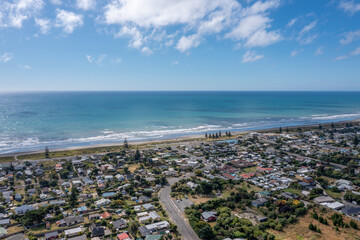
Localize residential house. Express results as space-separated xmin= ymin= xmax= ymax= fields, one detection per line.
xmin=201 ymin=211 xmax=217 ymax=222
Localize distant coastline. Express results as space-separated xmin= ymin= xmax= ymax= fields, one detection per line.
xmin=1 ymin=118 xmax=359 ymax=162
xmin=1 ymin=91 xmax=360 ymax=155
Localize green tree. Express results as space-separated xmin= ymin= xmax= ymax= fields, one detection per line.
xmin=134 ymin=149 xmax=141 ymax=161
xmin=69 ymin=187 xmax=79 ymax=208
xmin=196 ymin=221 xmax=215 ymax=240
xmin=45 ymin=146 xmax=50 ymax=158
xmin=354 ymin=135 xmax=359 ymax=146
xmin=124 ymin=138 xmax=129 ymax=149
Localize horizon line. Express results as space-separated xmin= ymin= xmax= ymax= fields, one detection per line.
xmin=1 ymin=90 xmax=360 ymax=93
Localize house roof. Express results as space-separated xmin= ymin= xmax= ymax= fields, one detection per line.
xmin=117 ymin=232 xmax=130 ymax=240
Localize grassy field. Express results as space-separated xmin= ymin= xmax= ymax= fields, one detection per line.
xmin=0 ymin=156 xmax=15 ymax=162
xmin=128 ymin=163 xmax=140 ymax=173
xmin=242 ymin=166 xmax=258 ymax=173
xmin=269 ymin=208 xmax=360 ymax=240
xmin=285 ymin=188 xmax=303 ymax=196
xmin=325 ymin=189 xmax=343 ymax=200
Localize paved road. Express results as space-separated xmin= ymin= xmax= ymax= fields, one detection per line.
xmin=159 ymin=174 xmax=200 ymax=240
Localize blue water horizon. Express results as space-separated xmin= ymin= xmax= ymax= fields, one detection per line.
xmin=1 ymin=91 xmax=360 ymax=154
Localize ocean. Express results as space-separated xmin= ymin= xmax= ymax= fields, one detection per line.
xmin=1 ymin=91 xmax=360 ymax=154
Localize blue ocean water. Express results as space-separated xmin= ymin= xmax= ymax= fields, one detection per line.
xmin=1 ymin=91 xmax=360 ymax=154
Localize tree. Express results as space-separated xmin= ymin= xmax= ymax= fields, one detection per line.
xmin=134 ymin=149 xmax=141 ymax=161
xmin=45 ymin=147 xmax=50 ymax=158
xmin=331 ymin=122 xmax=335 ymax=128
xmin=279 ymin=127 xmax=282 ymax=133
xmin=124 ymin=138 xmax=129 ymax=149
xmin=354 ymin=135 xmax=359 ymax=146
xmin=196 ymin=221 xmax=215 ymax=240
xmin=69 ymin=187 xmax=78 ymax=208
xmin=205 ymin=133 xmax=208 ymax=138
xmin=350 ymin=220 xmax=358 ymax=229
xmin=318 ymin=124 xmax=323 ymax=130
xmin=219 ymin=131 xmax=222 ymax=137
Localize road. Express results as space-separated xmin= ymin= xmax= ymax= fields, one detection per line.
xmin=159 ymin=174 xmax=200 ymax=240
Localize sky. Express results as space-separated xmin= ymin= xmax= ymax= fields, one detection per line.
xmin=0 ymin=0 xmax=360 ymax=91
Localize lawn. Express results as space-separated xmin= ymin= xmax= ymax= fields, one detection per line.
xmin=325 ymin=189 xmax=343 ymax=200
xmin=269 ymin=207 xmax=360 ymax=240
xmin=129 ymin=164 xmax=140 ymax=173
xmin=242 ymin=166 xmax=258 ymax=173
xmin=0 ymin=156 xmax=15 ymax=162
xmin=284 ymin=188 xmax=303 ymax=196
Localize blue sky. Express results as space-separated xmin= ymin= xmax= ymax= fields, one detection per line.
xmin=0 ymin=0 xmax=360 ymax=91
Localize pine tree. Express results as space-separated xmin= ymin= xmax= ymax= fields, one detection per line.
xmin=354 ymin=135 xmax=359 ymax=146
xmin=331 ymin=122 xmax=335 ymax=128
xmin=219 ymin=131 xmax=222 ymax=137
xmin=286 ymin=127 xmax=289 ymax=133
xmin=124 ymin=138 xmax=129 ymax=149
xmin=279 ymin=127 xmax=282 ymax=133
xmin=215 ymin=133 xmax=219 ymax=138
xmin=205 ymin=133 xmax=208 ymax=138
xmin=45 ymin=146 xmax=50 ymax=159
xmin=319 ymin=124 xmax=323 ymax=130
xmin=134 ymin=149 xmax=141 ymax=161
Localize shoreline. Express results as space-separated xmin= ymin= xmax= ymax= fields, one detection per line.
xmin=1 ymin=118 xmax=359 ymax=161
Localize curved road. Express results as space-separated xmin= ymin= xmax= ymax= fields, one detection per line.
xmin=159 ymin=175 xmax=200 ymax=240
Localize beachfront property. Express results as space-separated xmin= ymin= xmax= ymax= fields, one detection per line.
xmin=0 ymin=123 xmax=360 ymax=239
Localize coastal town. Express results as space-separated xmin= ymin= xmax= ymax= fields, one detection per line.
xmin=1 ymin=122 xmax=360 ymax=240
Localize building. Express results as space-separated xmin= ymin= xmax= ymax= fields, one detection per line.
xmin=251 ymin=198 xmax=268 ymax=207
xmin=45 ymin=231 xmax=58 ymax=240
xmin=65 ymin=227 xmax=82 ymax=238
xmin=117 ymin=232 xmax=132 ymax=240
xmin=201 ymin=211 xmax=217 ymax=222
xmin=139 ymin=221 xmax=170 ymax=236
xmin=112 ymin=219 xmax=127 ymax=230
xmin=89 ymin=224 xmax=105 ymax=237
xmin=15 ymin=205 xmax=34 ymax=215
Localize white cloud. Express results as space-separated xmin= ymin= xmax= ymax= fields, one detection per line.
xmin=96 ymin=54 xmax=107 ymax=63
xmin=104 ymin=0 xmax=238 ymax=27
xmin=315 ymin=46 xmax=324 ymax=55
xmin=299 ymin=20 xmax=317 ymax=36
xmin=50 ymin=0 xmax=62 ymax=5
xmin=141 ymin=47 xmax=153 ymax=55
xmin=334 ymin=46 xmax=360 ymax=61
xmin=0 ymin=0 xmax=44 ymax=28
xmin=115 ymin=26 xmax=145 ymax=48
xmin=176 ymin=34 xmax=201 ymax=52
xmin=103 ymin=0 xmax=282 ymax=52
xmin=76 ymin=0 xmax=96 ymax=11
xmin=291 ymin=49 xmax=302 ymax=57
xmin=86 ymin=54 xmax=109 ymax=64
xmin=297 ymin=20 xmax=318 ymax=44
xmin=0 ymin=53 xmax=13 ymax=62
xmin=55 ymin=9 xmax=83 ymax=34
xmin=287 ymin=17 xmax=297 ymax=27
xmin=340 ymin=30 xmax=360 ymax=44
xmin=339 ymin=1 xmax=360 ymax=15
xmin=334 ymin=55 xmax=348 ymax=61
xmin=35 ymin=18 xmax=51 ymax=34
xmin=86 ymin=55 xmax=94 ymax=63
xmin=171 ymin=60 xmax=179 ymax=65
xmin=226 ymin=15 xmax=282 ymax=47
xmin=242 ymin=50 xmax=264 ymax=63
xmin=19 ymin=64 xmax=31 ymax=69
xmin=351 ymin=46 xmax=360 ymax=55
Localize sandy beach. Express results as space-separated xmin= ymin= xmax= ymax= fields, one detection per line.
xmin=1 ymin=118 xmax=359 ymax=160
